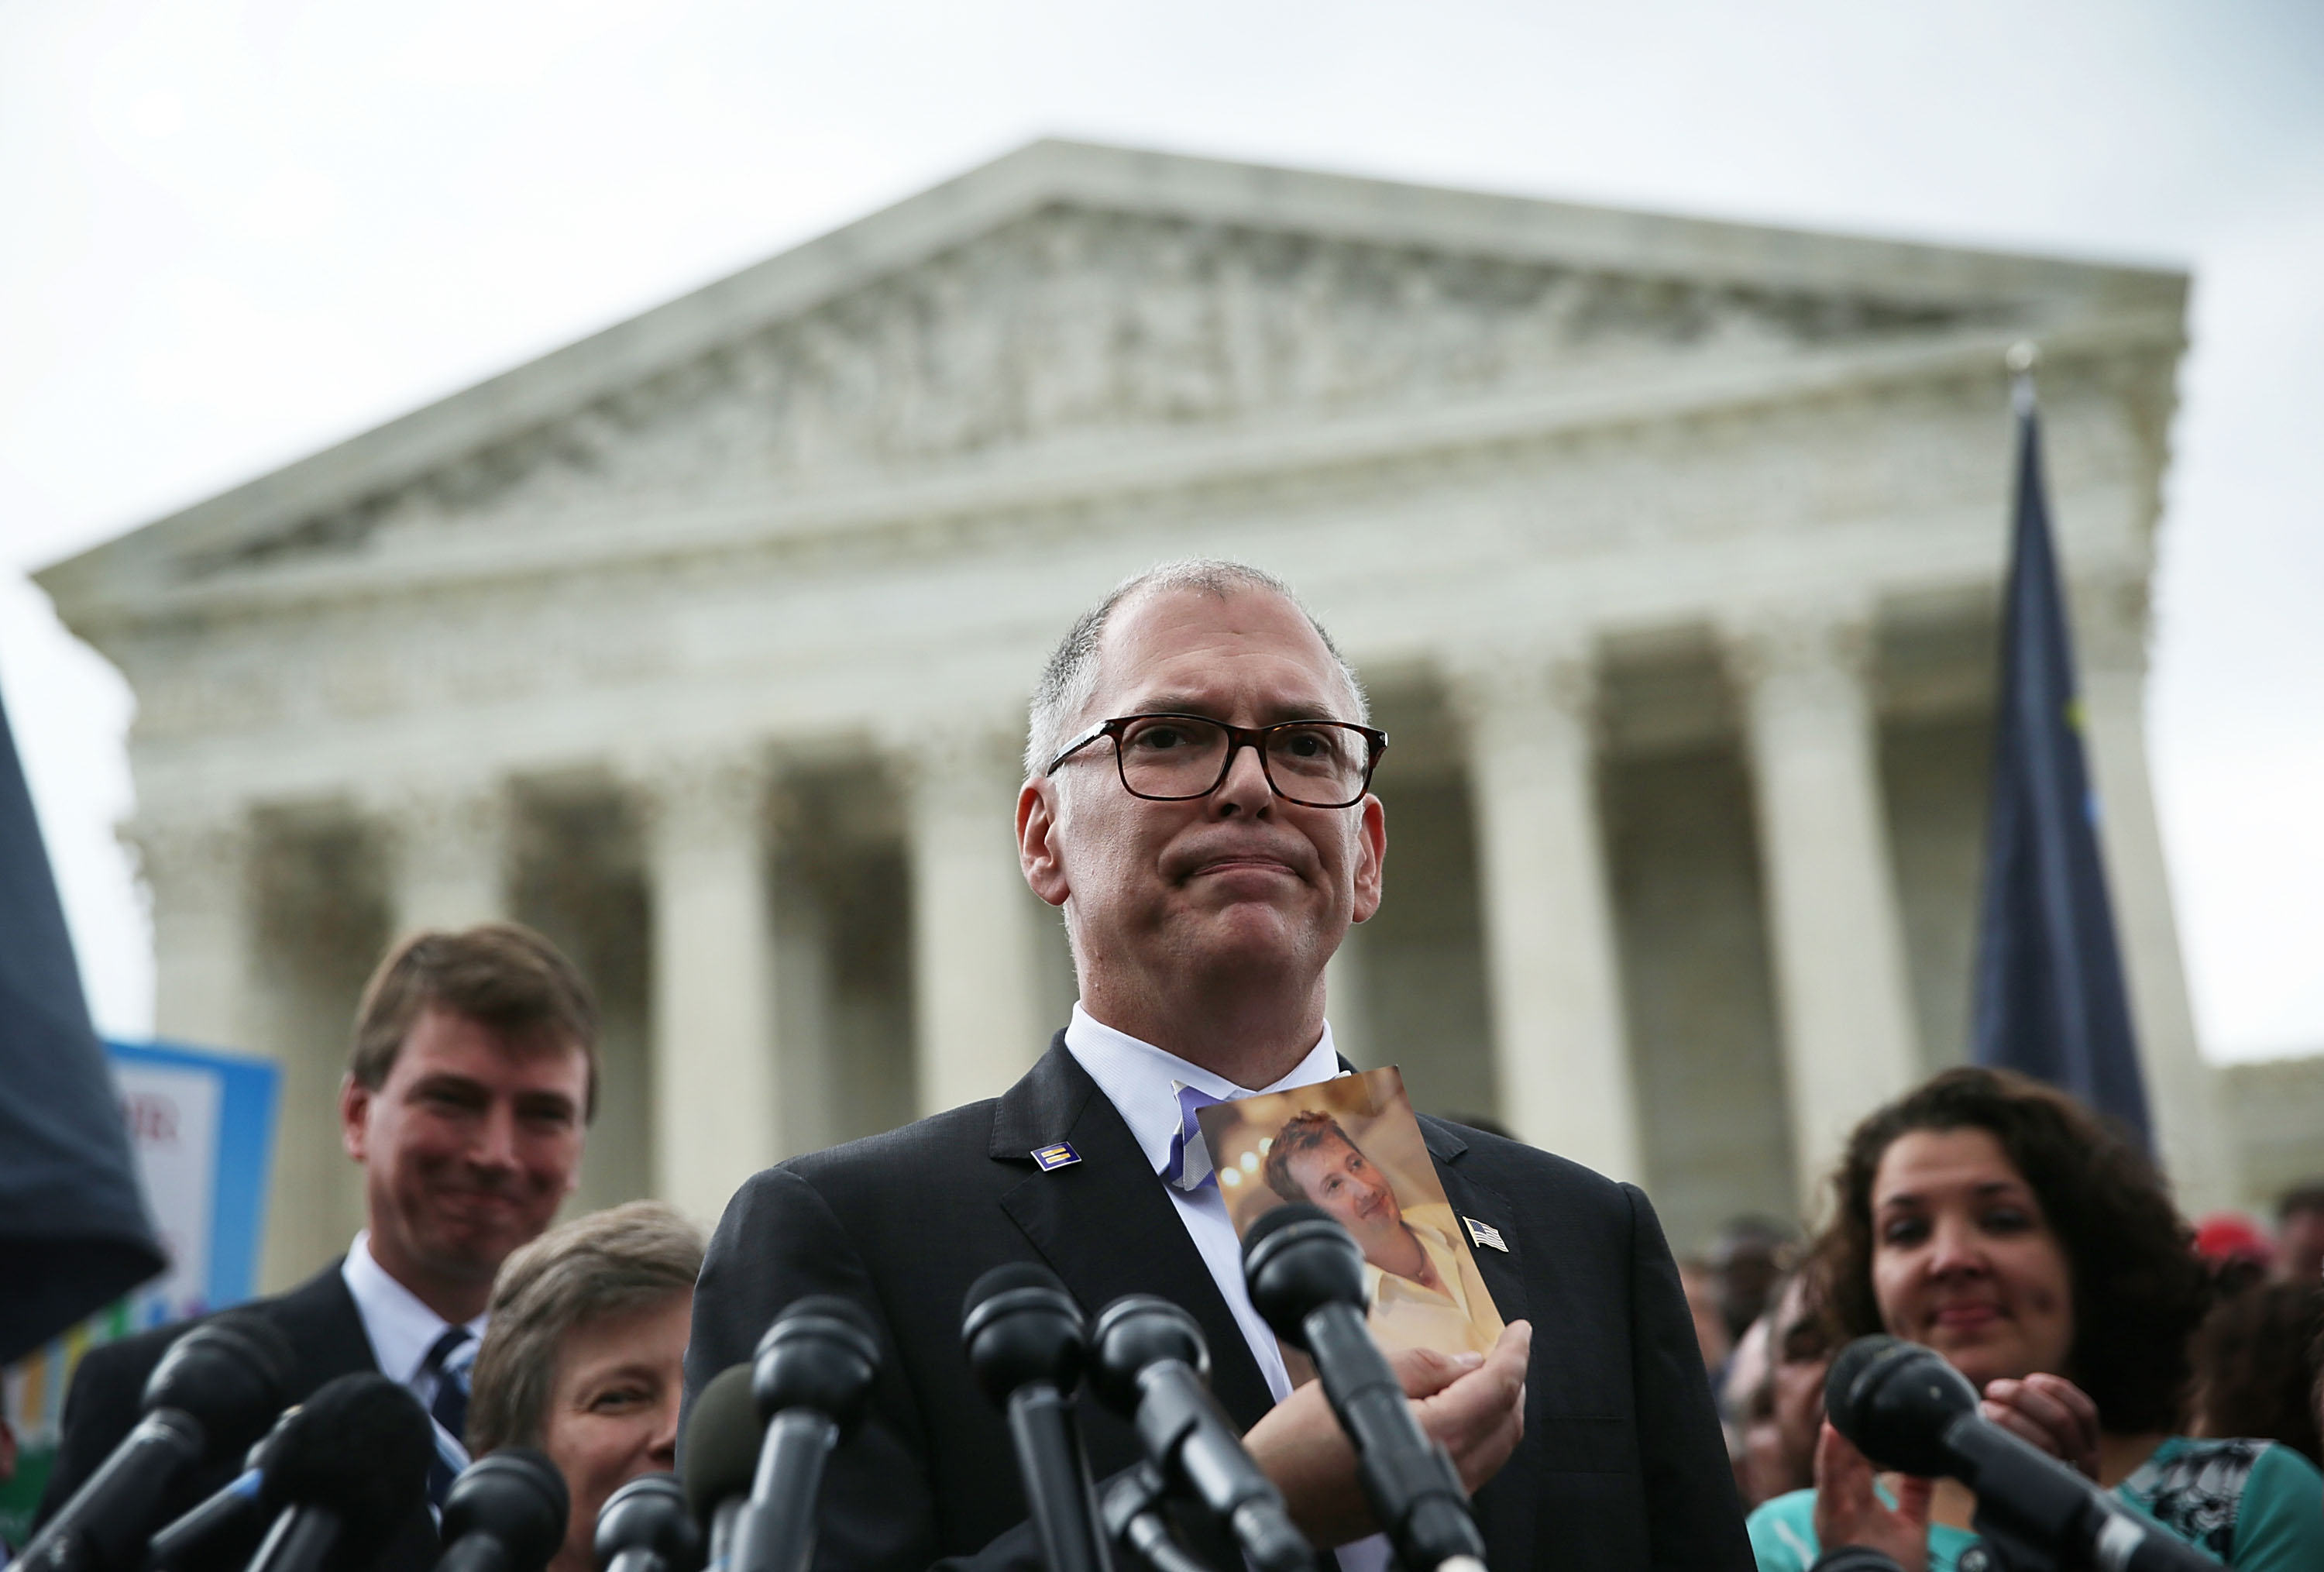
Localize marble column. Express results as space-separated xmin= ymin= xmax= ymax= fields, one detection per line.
xmin=1324 ymin=923 xmax=1373 ymax=1068
xmin=2073 ymin=576 xmax=2235 ymax=1211
xmin=379 ymin=781 xmax=511 ymax=934
xmin=1724 ymin=607 xmax=1921 ymax=1202
xmin=134 ymin=810 xmax=345 ymax=1290
xmin=129 ymin=809 xmax=257 ymax=1051
xmin=634 ymin=752 xmax=779 ymax=1226
xmin=1449 ymin=644 xmax=1641 ymax=1181
xmin=902 ymin=728 xmax=1047 ymax=1116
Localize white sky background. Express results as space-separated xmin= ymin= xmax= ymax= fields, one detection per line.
xmin=2 ymin=0 xmax=2318 ymax=1058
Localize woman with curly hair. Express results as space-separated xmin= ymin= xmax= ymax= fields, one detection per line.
xmin=1746 ymin=1067 xmax=2324 ymax=1572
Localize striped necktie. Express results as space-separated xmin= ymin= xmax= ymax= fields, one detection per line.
xmin=422 ymin=1326 xmax=476 ymax=1507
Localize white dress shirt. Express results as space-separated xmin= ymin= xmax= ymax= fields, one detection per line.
xmin=340 ymin=1230 xmax=487 ymax=1411
xmin=1062 ymin=1003 xmax=1391 ymax=1572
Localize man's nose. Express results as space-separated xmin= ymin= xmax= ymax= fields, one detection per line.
xmin=1209 ymin=738 xmax=1274 ymax=817
xmin=469 ymin=1101 xmax=521 ymax=1172
xmin=647 ymin=1391 xmax=681 ymax=1465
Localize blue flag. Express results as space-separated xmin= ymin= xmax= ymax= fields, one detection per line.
xmin=0 ymin=680 xmax=165 ymax=1364
xmin=1970 ymin=376 xmax=2153 ymax=1144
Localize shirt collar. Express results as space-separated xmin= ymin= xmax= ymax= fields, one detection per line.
xmin=1064 ymin=1001 xmax=1347 ymax=1176
xmin=1362 ymin=1219 xmax=1464 ymax=1309
xmin=340 ymin=1230 xmax=489 ymax=1385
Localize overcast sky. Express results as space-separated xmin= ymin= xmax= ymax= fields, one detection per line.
xmin=3 ymin=0 xmax=2319 ymax=1061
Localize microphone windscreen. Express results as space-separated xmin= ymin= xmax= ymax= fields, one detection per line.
xmin=258 ymin=1373 xmax=433 ymax=1535
xmin=1088 ymin=1296 xmax=1209 ymax=1416
xmin=1823 ymin=1335 xmax=1975 ymax=1478
xmin=775 ymin=1295 xmax=879 ymax=1342
xmin=145 ymin=1310 xmax=299 ymax=1452
xmin=1239 ymin=1204 xmax=1364 ymax=1343
xmin=443 ymin=1449 xmax=569 ymax=1572
xmin=960 ymin=1264 xmax=1081 ymax=1403
xmin=1821 ymin=1334 xmax=1902 ymax=1447
xmin=594 ymin=1473 xmax=700 ymax=1572
xmin=680 ymin=1366 xmax=761 ymax=1522
xmin=1241 ymin=1202 xmax=1329 ymax=1254
xmin=961 ymin=1261 xmax=1065 ymax=1325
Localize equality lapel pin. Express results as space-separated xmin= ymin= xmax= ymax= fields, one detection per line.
xmin=1463 ymin=1216 xmax=1508 ymax=1253
xmin=1033 ymin=1143 xmax=1083 ymax=1171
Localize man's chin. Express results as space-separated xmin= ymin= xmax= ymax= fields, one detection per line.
xmin=420 ymin=1221 xmax=532 ymax=1276
xmin=1173 ymin=901 xmax=1329 ymax=961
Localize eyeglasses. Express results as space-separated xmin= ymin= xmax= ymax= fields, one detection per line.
xmin=1044 ymin=713 xmax=1388 ymax=809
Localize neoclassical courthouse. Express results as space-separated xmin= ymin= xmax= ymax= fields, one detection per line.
xmin=43 ymin=143 xmax=2309 ymax=1292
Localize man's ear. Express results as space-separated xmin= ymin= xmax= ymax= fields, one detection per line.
xmin=339 ymin=1074 xmax=370 ymax=1164
xmin=1019 ymin=777 xmax=1071 ymax=909
xmin=562 ymin=1062 xmax=587 ymax=1198
xmin=1349 ymin=793 xmax=1387 ymax=924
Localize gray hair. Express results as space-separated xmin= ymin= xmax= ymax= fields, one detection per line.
xmin=1023 ymin=559 xmax=1370 ymax=778
xmin=466 ymin=1201 xmax=705 ymax=1456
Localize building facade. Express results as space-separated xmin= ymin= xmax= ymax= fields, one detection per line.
xmin=41 ymin=141 xmax=2233 ymax=1289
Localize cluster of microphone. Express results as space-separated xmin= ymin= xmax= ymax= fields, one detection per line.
xmin=15 ymin=1306 xmax=574 ymax=1572
xmin=944 ymin=1202 xmax=1491 ymax=1572
xmin=23 ymin=1201 xmax=2216 ymax=1572
xmin=670 ymin=1202 xmax=1490 ymax=1572
xmin=14 ymin=1202 xmax=1481 ymax=1572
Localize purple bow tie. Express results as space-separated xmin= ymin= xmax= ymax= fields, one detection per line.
xmin=1161 ymin=1083 xmax=1224 ymax=1192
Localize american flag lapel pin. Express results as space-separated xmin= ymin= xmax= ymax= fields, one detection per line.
xmin=1033 ymin=1142 xmax=1082 ymax=1171
xmin=1463 ymin=1216 xmax=1508 ymax=1253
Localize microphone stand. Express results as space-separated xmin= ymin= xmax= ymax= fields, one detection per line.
xmin=1957 ymin=1514 xmax=2058 ymax=1572
xmin=1098 ymin=1467 xmax=1226 ymax=1572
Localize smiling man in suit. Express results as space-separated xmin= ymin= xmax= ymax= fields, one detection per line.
xmin=686 ymin=560 xmax=1749 ymax=1572
xmin=37 ymin=924 xmax=596 ymax=1557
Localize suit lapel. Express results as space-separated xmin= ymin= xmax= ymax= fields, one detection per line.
xmin=1418 ymin=1119 xmax=1532 ymax=1333
xmin=268 ymin=1261 xmax=384 ymax=1391
xmin=992 ymin=1041 xmax=1277 ymax=1429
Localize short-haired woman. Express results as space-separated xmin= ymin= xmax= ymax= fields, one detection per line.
xmin=467 ymin=1202 xmax=704 ymax=1572
xmin=1747 ymin=1067 xmax=2324 ymax=1572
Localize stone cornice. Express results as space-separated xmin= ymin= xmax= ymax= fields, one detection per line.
xmin=49 ymin=310 xmax=2181 ymax=634
xmin=36 ymin=138 xmax=2183 ymax=621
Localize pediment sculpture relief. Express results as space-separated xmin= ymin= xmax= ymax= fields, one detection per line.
xmin=223 ymin=205 xmax=1989 ymax=574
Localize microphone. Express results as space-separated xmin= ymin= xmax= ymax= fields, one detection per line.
xmin=435 ymin=1450 xmax=570 ymax=1572
xmin=1241 ymin=1206 xmax=1484 ymax=1572
xmin=724 ymin=1299 xmax=882 ymax=1572
xmin=679 ymin=1367 xmax=760 ymax=1569
xmin=961 ymin=1264 xmax=1113 ymax=1572
xmin=150 ymin=1405 xmax=304 ymax=1569
xmin=245 ymin=1372 xmax=435 ymax=1572
xmin=593 ymin=1474 xmax=702 ymax=1572
xmin=1825 ymin=1336 xmax=2217 ymax=1572
xmin=1087 ymin=1297 xmax=1311 ymax=1572
xmin=21 ymin=1312 xmax=296 ymax=1572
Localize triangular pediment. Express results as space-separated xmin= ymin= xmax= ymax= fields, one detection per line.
xmin=43 ymin=139 xmax=2183 ymax=608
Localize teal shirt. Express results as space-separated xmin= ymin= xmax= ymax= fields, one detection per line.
xmin=1745 ymin=1436 xmax=2324 ymax=1572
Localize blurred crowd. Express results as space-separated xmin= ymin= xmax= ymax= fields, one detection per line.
xmin=1678 ymin=1096 xmax=2324 ymax=1568
xmin=18 ymin=919 xmax=2324 ymax=1572
xmin=1691 ymin=1178 xmax=2324 ymax=1519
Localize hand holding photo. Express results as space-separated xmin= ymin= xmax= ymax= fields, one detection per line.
xmin=1198 ymin=1067 xmax=1503 ymax=1360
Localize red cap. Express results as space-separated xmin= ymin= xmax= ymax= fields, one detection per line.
xmin=2194 ymin=1210 xmax=2273 ymax=1265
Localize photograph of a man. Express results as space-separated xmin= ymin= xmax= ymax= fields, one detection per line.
xmin=1263 ymin=1109 xmax=1501 ymax=1357
xmin=1199 ymin=1065 xmax=1503 ymax=1362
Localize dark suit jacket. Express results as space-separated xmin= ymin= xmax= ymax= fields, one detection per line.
xmin=686 ymin=1037 xmax=1751 ymax=1572
xmin=35 ymin=1261 xmax=436 ymax=1572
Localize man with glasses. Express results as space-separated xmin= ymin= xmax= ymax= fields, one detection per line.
xmin=686 ymin=561 xmax=1748 ymax=1572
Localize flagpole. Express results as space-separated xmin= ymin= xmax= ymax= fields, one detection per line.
xmin=2006 ymin=339 xmax=2039 ymax=418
